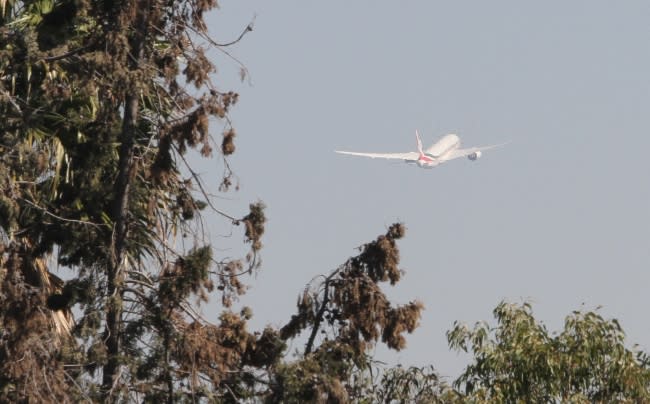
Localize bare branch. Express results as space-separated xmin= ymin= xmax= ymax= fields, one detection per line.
xmin=171 ymin=142 xmax=240 ymax=223
xmin=40 ymin=44 xmax=93 ymax=62
xmin=0 ymin=87 xmax=22 ymax=113
xmin=305 ymin=277 xmax=331 ymax=355
xmin=20 ymin=198 xmax=105 ymax=228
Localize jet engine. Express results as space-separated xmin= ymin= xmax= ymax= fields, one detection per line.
xmin=468 ymin=151 xmax=482 ymax=161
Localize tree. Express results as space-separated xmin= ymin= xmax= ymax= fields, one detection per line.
xmin=3 ymin=2 xmax=649 ymax=403
xmin=354 ymin=302 xmax=650 ymax=403
xmin=267 ymin=223 xmax=425 ymax=403
xmin=359 ymin=365 xmax=460 ymax=404
xmin=0 ymin=0 xmax=264 ymax=401
xmin=1 ymin=3 xmax=427 ymax=401
xmin=447 ymin=301 xmax=650 ymax=403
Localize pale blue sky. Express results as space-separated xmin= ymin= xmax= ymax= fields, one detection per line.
xmin=199 ymin=2 xmax=650 ymax=378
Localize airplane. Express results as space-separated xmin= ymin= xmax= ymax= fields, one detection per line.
xmin=335 ymin=131 xmax=506 ymax=169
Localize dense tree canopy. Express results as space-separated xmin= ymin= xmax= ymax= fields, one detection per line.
xmin=447 ymin=302 xmax=650 ymax=403
xmin=0 ymin=0 xmax=264 ymax=401
xmin=1 ymin=1 xmax=649 ymax=403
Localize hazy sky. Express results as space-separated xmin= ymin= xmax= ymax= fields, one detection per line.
xmin=198 ymin=2 xmax=650 ymax=378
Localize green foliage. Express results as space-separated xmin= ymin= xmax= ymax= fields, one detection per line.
xmin=271 ymin=355 xmax=350 ymax=403
xmin=448 ymin=301 xmax=650 ymax=403
xmin=365 ymin=365 xmax=460 ymax=404
xmin=159 ymin=246 xmax=213 ymax=308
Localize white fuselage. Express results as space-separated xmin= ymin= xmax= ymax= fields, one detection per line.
xmin=411 ymin=134 xmax=460 ymax=168
xmin=425 ymin=134 xmax=460 ymax=158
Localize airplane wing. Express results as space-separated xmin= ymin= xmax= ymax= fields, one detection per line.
xmin=335 ymin=150 xmax=419 ymax=161
xmin=443 ymin=142 xmax=508 ymax=161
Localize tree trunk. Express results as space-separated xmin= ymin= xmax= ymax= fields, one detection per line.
xmin=102 ymin=2 xmax=148 ymax=397
xmin=101 ymin=91 xmax=138 ymax=401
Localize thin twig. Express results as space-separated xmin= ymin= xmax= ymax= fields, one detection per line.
xmin=187 ymin=15 xmax=255 ymax=48
xmin=184 ymin=19 xmax=255 ymax=85
xmin=171 ymin=142 xmax=240 ymax=223
xmin=40 ymin=44 xmax=93 ymax=62
xmin=0 ymin=87 xmax=22 ymax=113
xmin=63 ymin=371 xmax=94 ymax=403
xmin=20 ymin=198 xmax=105 ymax=228
xmin=214 ymin=16 xmax=255 ymax=47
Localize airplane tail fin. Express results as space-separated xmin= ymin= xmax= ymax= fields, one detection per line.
xmin=415 ymin=130 xmax=425 ymax=157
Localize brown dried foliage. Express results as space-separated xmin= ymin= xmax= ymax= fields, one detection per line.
xmin=272 ymin=224 xmax=424 ymax=402
xmin=242 ymin=201 xmax=266 ymax=253
xmin=217 ymin=260 xmax=247 ymax=308
xmin=159 ymin=246 xmax=214 ymax=309
xmin=183 ymin=47 xmax=213 ymax=88
xmin=222 ymin=128 xmax=236 ymax=155
xmin=173 ymin=310 xmax=283 ymax=392
xmin=0 ymin=244 xmax=77 ymax=401
xmin=281 ymin=223 xmax=423 ymax=356
xmin=175 ymin=317 xmax=250 ymax=387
